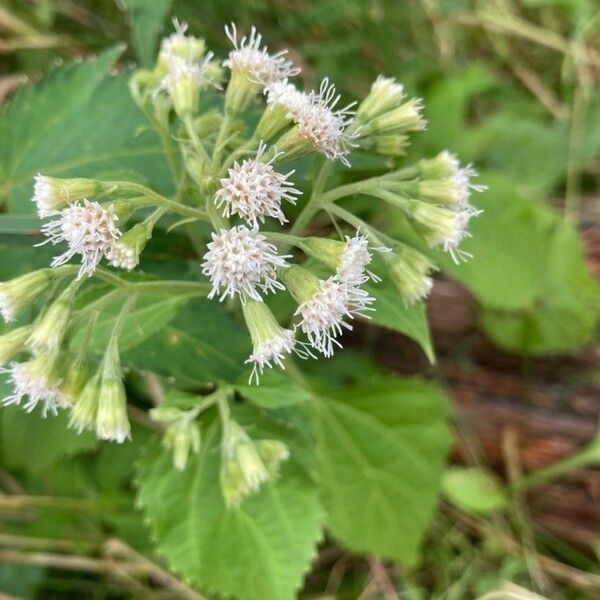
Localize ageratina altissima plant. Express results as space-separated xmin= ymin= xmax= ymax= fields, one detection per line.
xmin=0 ymin=21 xmax=484 ymax=507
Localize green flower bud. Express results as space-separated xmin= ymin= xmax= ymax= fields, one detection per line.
xmin=33 ymin=175 xmax=101 ymax=217
xmin=27 ymin=281 xmax=78 ymax=352
xmin=384 ymin=245 xmax=436 ymax=304
xmin=163 ymin=419 xmax=201 ymax=471
xmin=279 ymin=264 xmax=321 ymax=305
xmin=95 ymin=340 xmax=130 ymax=443
xmin=356 ymin=76 xmax=405 ymax=122
xmin=107 ymin=222 xmax=152 ymax=271
xmin=372 ymin=98 xmax=427 ymax=134
xmin=0 ymin=325 xmax=32 ymax=366
xmin=69 ymin=373 xmax=100 ymax=434
xmin=220 ymin=419 xmax=289 ymax=507
xmin=59 ymin=359 xmax=89 ymax=405
xmin=0 ymin=270 xmax=53 ymax=323
xmin=374 ymin=133 xmax=409 ymax=157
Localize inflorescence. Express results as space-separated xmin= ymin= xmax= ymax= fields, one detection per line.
xmin=0 ymin=20 xmax=485 ymax=503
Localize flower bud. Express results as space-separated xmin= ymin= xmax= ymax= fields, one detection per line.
xmin=406 ymin=200 xmax=459 ymax=248
xmin=384 ymin=245 xmax=436 ymax=304
xmin=0 ymin=270 xmax=53 ymax=323
xmin=279 ymin=264 xmax=321 ymax=305
xmin=225 ymin=70 xmax=262 ymax=116
xmin=158 ymin=22 xmax=206 ymax=68
xmin=107 ymin=222 xmax=152 ymax=271
xmin=418 ymin=151 xmax=457 ymax=180
xmin=374 ymin=133 xmax=409 ymax=157
xmin=356 ymin=76 xmax=405 ymax=122
xmin=163 ymin=419 xmax=201 ymax=471
xmin=59 ymin=359 xmax=89 ymax=405
xmin=95 ymin=340 xmax=130 ymax=443
xmin=242 ymin=299 xmax=298 ymax=383
xmin=255 ymin=439 xmax=290 ymax=478
xmin=27 ymin=281 xmax=78 ymax=352
xmin=193 ymin=109 xmax=223 ymax=138
xmin=33 ymin=175 xmax=101 ymax=217
xmin=2 ymin=351 xmax=64 ymax=416
xmin=256 ymin=102 xmax=292 ymax=141
xmin=371 ymin=98 xmax=427 ymax=134
xmin=69 ymin=373 xmax=100 ymax=433
xmin=269 ymin=125 xmax=314 ymax=163
xmin=0 ymin=325 xmax=32 ymax=366
xmin=220 ymin=419 xmax=288 ymax=507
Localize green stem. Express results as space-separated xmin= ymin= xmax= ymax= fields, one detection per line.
xmin=511 ymin=435 xmax=600 ymax=492
xmin=183 ymin=115 xmax=211 ymax=163
xmin=325 ymin=202 xmax=388 ymax=247
xmin=288 ymin=158 xmax=332 ymax=241
xmin=212 ymin=113 xmax=232 ymax=172
xmin=218 ymin=135 xmax=260 ymax=176
xmin=101 ymin=181 xmax=209 ymax=221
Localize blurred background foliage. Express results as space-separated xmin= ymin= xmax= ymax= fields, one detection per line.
xmin=0 ymin=0 xmax=599 ymax=598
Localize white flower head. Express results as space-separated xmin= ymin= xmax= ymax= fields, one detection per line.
xmin=292 ymin=78 xmax=358 ymax=166
xmin=160 ymin=18 xmax=206 ymax=62
xmin=40 ymin=201 xmax=121 ymax=279
xmin=202 ymin=226 xmax=290 ymax=302
xmin=32 ymin=175 xmax=58 ymax=218
xmin=296 ymin=277 xmax=374 ymax=357
xmin=224 ymin=23 xmax=300 ymax=85
xmin=107 ymin=243 xmax=137 ymax=271
xmin=336 ymin=233 xmax=380 ymax=285
xmin=1 ymin=354 xmax=65 ymax=417
xmin=215 ymin=142 xmax=301 ymax=227
xmin=246 ymin=328 xmax=295 ymax=384
xmin=264 ymin=79 xmax=305 ymax=114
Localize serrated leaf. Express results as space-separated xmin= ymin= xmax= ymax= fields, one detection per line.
xmin=0 ymin=49 xmax=171 ymax=212
xmin=118 ymin=0 xmax=172 ymax=66
xmin=0 ymin=403 xmax=96 ymax=474
xmin=311 ymin=376 xmax=451 ymax=565
xmin=127 ymin=299 xmax=251 ymax=386
xmin=136 ymin=405 xmax=323 ymax=600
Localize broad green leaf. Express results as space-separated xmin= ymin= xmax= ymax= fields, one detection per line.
xmin=127 ymin=299 xmax=251 ymax=386
xmin=0 ymin=49 xmax=171 ymax=212
xmin=136 ymin=405 xmax=323 ymax=600
xmin=118 ymin=0 xmax=172 ymax=66
xmin=481 ymin=223 xmax=600 ymax=354
xmin=442 ymin=467 xmax=507 ymax=514
xmin=366 ymin=277 xmax=434 ymax=363
xmin=76 ymin=292 xmax=188 ymax=353
xmin=311 ymin=376 xmax=451 ymax=565
xmin=235 ymin=369 xmax=311 ymax=408
xmin=0 ymin=403 xmax=96 ymax=474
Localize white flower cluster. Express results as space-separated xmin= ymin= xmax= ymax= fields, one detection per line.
xmin=38 ymin=200 xmax=121 ymax=279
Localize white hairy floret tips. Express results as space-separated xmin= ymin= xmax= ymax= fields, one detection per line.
xmin=202 ymin=226 xmax=290 ymax=302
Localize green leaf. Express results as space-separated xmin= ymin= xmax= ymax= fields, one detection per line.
xmin=311 ymin=376 xmax=451 ymax=565
xmin=235 ymin=370 xmax=312 ymax=408
xmin=480 ymin=223 xmax=600 ymax=354
xmin=136 ymin=405 xmax=323 ymax=600
xmin=127 ymin=299 xmax=251 ymax=386
xmin=442 ymin=467 xmax=507 ymax=514
xmin=366 ymin=277 xmax=434 ymax=363
xmin=75 ymin=292 xmax=187 ymax=353
xmin=0 ymin=49 xmax=171 ymax=212
xmin=118 ymin=0 xmax=172 ymax=66
xmin=0 ymin=403 xmax=96 ymax=474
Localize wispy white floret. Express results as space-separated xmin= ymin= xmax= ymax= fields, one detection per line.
xmin=160 ymin=52 xmax=215 ymax=94
xmin=1 ymin=355 xmax=65 ymax=417
xmin=443 ymin=205 xmax=483 ymax=264
xmin=107 ymin=243 xmax=137 ymax=271
xmin=336 ymin=234 xmax=380 ymax=286
xmin=264 ymin=79 xmax=305 ymax=114
xmin=246 ymin=329 xmax=295 ymax=384
xmin=224 ymin=23 xmax=300 ymax=85
xmin=160 ymin=18 xmax=205 ymax=62
xmin=296 ymin=278 xmax=374 ymax=357
xmin=215 ymin=142 xmax=301 ymax=226
xmin=40 ymin=201 xmax=121 ymax=279
xmin=202 ymin=226 xmax=290 ymax=302
xmin=292 ymin=78 xmax=358 ymax=166
xmin=33 ymin=175 xmax=58 ymax=218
